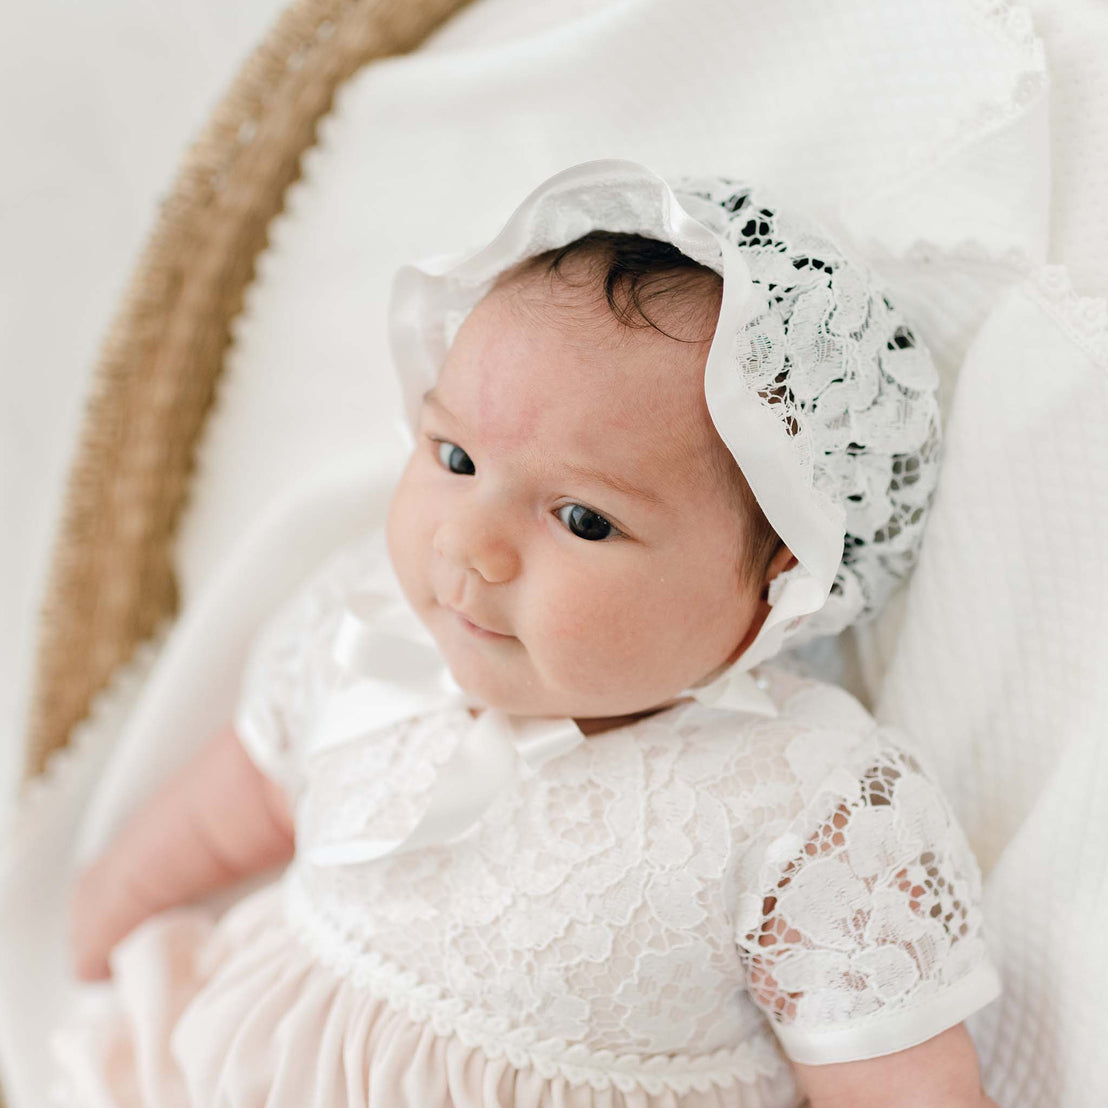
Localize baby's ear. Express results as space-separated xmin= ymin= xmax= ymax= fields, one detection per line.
xmin=759 ymin=545 xmax=797 ymax=602
xmin=765 ymin=544 xmax=798 ymax=588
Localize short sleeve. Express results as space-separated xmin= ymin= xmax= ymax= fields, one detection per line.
xmin=234 ymin=532 xmax=380 ymax=802
xmin=735 ymin=731 xmax=1001 ymax=1065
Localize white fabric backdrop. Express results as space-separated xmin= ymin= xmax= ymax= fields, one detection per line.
xmin=2 ymin=0 xmax=1106 ymax=1104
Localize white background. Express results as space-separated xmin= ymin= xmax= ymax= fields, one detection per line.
xmin=0 ymin=0 xmax=286 ymax=802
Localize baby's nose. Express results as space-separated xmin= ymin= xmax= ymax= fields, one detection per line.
xmin=432 ymin=514 xmax=520 ymax=585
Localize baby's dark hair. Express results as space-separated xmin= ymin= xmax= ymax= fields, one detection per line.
xmin=522 ymin=230 xmax=720 ymax=343
xmin=515 ymin=231 xmax=783 ymax=584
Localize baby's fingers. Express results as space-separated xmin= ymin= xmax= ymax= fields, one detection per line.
xmin=70 ymin=863 xmax=113 ymax=981
xmin=69 ymin=857 xmax=153 ymax=982
xmin=72 ymin=944 xmax=111 ymax=982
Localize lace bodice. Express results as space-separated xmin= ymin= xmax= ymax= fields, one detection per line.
xmin=235 ymin=531 xmax=998 ymax=1091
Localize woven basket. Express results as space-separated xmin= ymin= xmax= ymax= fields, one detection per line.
xmin=24 ymin=0 xmax=472 ymax=782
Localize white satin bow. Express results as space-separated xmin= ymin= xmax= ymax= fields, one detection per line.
xmin=303 ymin=552 xmax=585 ymax=867
xmin=303 ymin=537 xmax=778 ymax=868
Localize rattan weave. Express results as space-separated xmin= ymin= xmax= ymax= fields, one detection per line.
xmin=25 ymin=0 xmax=471 ymax=781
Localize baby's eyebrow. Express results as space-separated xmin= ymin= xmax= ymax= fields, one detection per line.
xmin=561 ymin=461 xmax=665 ymax=507
xmin=422 ymin=388 xmax=460 ymax=423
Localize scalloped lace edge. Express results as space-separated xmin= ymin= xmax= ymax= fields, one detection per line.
xmin=0 ymin=629 xmax=168 ymax=877
xmin=282 ymin=873 xmax=786 ymax=1095
xmin=1023 ymin=265 xmax=1108 ymax=368
xmin=966 ymin=0 xmax=1042 ymax=56
xmin=845 ymin=248 xmax=1108 ymax=370
xmin=860 ymin=0 xmax=1046 ymax=206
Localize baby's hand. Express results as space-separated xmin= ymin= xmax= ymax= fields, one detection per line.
xmin=67 ymin=724 xmax=295 ymax=982
xmin=69 ymin=851 xmax=156 ymax=981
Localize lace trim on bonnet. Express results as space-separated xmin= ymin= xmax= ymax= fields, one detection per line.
xmin=673 ymin=175 xmax=942 ymax=646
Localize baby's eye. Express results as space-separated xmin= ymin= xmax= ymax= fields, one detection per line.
xmin=557 ymin=503 xmax=614 ymax=541
xmin=436 ymin=441 xmax=475 ymax=475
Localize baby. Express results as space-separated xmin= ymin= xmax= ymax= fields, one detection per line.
xmin=60 ymin=161 xmax=1000 ymax=1108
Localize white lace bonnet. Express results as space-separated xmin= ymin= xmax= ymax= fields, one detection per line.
xmin=388 ymin=159 xmax=941 ymax=700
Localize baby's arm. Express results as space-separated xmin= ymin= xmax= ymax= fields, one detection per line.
xmin=737 ymin=724 xmax=1003 ymax=1106
xmin=70 ymin=724 xmax=295 ymax=981
xmin=795 ymin=1024 xmax=998 ymax=1107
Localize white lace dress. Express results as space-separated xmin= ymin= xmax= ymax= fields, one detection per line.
xmin=52 ymin=533 xmax=1000 ymax=1108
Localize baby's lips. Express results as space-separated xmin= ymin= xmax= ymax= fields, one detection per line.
xmin=445 ymin=602 xmax=514 ymax=638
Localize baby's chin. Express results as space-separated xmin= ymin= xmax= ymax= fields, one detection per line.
xmin=435 ymin=649 xmax=559 ymax=718
xmin=434 ymin=640 xmax=679 ymax=722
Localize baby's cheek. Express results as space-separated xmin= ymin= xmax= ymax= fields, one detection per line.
xmin=387 ymin=466 xmax=438 ymax=591
xmin=532 ymin=576 xmax=655 ymax=690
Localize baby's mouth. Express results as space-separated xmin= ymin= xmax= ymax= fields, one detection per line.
xmin=442 ymin=603 xmax=515 ymax=641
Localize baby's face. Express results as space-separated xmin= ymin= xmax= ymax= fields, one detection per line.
xmin=387 ymin=273 xmax=767 ymax=721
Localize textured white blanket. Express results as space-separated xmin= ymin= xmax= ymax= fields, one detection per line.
xmin=2 ymin=1 xmax=1105 ymax=1104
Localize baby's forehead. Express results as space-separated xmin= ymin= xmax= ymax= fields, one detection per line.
xmin=443 ymin=274 xmax=737 ymax=484
xmin=479 ymin=272 xmax=714 ymax=395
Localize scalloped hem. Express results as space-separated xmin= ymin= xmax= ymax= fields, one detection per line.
xmin=281 ymin=870 xmax=791 ymax=1097
xmin=50 ymin=880 xmax=802 ymax=1108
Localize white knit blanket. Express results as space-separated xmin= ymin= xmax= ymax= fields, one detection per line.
xmin=2 ymin=1 xmax=1105 ymax=1104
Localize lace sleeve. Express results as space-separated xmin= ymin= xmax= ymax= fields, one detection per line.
xmin=735 ymin=732 xmax=1000 ymax=1065
xmin=234 ymin=535 xmax=375 ymax=801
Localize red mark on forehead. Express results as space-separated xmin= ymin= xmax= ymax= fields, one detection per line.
xmin=473 ymin=360 xmax=542 ymax=448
